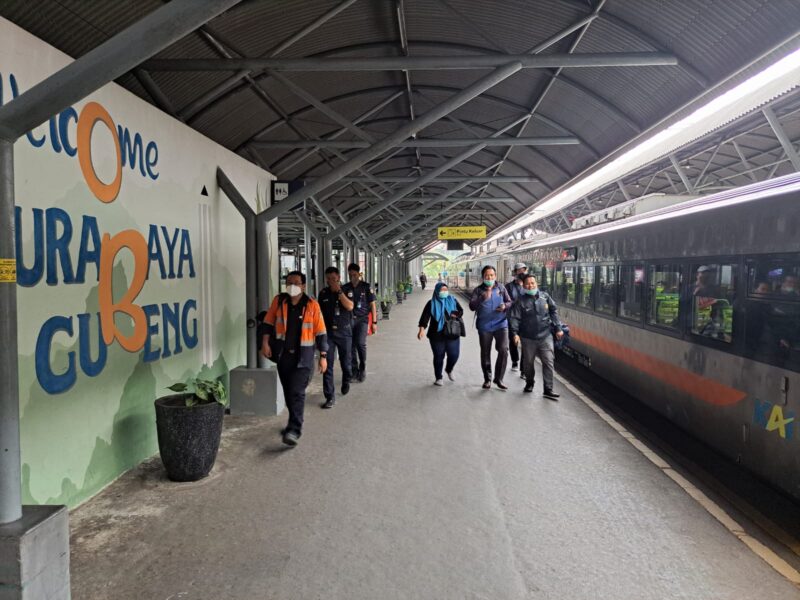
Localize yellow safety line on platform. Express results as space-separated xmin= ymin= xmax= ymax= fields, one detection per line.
xmin=554 ymin=372 xmax=800 ymax=588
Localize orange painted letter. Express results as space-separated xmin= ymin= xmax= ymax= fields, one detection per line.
xmin=99 ymin=230 xmax=148 ymax=352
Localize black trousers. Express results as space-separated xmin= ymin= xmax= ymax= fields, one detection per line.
xmin=351 ymin=318 xmax=369 ymax=374
xmin=509 ymin=338 xmax=520 ymax=365
xmin=277 ymin=351 xmax=312 ymax=435
xmin=323 ymin=332 xmax=352 ymax=400
xmin=478 ymin=328 xmax=509 ymax=383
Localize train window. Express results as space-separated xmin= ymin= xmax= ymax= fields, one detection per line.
xmin=555 ymin=266 xmax=564 ymax=301
xmin=563 ymin=265 xmax=576 ymax=304
xmin=746 ymin=298 xmax=800 ymax=371
xmin=596 ymin=265 xmax=616 ymax=315
xmin=690 ymin=263 xmax=736 ymax=343
xmin=747 ymin=259 xmax=800 ymax=298
xmin=578 ymin=266 xmax=594 ymax=309
xmin=648 ymin=265 xmax=682 ymax=330
xmin=540 ymin=266 xmax=553 ymax=295
xmin=618 ymin=265 xmax=645 ymax=321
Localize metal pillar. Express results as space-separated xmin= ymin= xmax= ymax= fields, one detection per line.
xmin=0 ymin=140 xmax=20 ymax=524
xmin=303 ymin=204 xmax=313 ymax=295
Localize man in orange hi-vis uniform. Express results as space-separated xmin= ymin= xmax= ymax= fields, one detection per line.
xmin=262 ymin=271 xmax=327 ymax=446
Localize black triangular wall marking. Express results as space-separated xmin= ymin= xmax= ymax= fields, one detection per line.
xmin=201 ymin=185 xmax=209 ymax=196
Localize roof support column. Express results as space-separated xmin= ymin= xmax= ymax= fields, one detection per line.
xmin=668 ymin=154 xmax=696 ymax=194
xmin=0 ymin=140 xmax=20 ymax=525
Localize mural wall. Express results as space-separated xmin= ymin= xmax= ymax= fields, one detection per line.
xmin=0 ymin=17 xmax=277 ymax=508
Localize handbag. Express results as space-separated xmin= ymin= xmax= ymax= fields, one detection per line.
xmin=444 ymin=312 xmax=466 ymax=339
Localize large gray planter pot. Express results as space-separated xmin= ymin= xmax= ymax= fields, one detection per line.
xmin=154 ymin=394 xmax=224 ymax=482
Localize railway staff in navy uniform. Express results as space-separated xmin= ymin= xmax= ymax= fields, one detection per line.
xmin=505 ymin=262 xmax=528 ymax=374
xmin=344 ymin=263 xmax=377 ymax=382
xmin=508 ymin=274 xmax=564 ymax=399
xmin=469 ymin=265 xmax=513 ymax=390
xmin=318 ymin=266 xmax=354 ymax=409
xmin=261 ymin=271 xmax=327 ymax=446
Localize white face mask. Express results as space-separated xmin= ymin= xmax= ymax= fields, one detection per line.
xmin=287 ymin=284 xmax=303 ymax=297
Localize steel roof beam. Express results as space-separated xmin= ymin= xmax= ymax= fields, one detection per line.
xmin=178 ymin=0 xmax=360 ymax=121
xmin=326 ymin=176 xmax=538 ymax=184
xmin=144 ymin=52 xmax=677 ymax=72
xmin=0 ymin=0 xmax=243 ymax=141
xmin=252 ymin=136 xmax=578 ymax=149
xmin=258 ymin=61 xmax=523 ymax=222
xmin=762 ymin=107 xmax=800 ymax=172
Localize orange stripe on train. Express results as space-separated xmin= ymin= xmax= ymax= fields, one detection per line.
xmin=569 ymin=324 xmax=747 ymax=407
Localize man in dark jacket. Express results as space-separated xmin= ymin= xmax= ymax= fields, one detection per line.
xmin=508 ymin=273 xmax=563 ymax=399
xmin=468 ymin=265 xmax=513 ymax=390
xmin=505 ymin=262 xmax=528 ymax=373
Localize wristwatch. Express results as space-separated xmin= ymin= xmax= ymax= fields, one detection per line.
xmin=319 ymin=353 xmax=328 ymax=358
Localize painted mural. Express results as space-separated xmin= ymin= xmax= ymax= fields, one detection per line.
xmin=0 ymin=17 xmax=277 ymax=508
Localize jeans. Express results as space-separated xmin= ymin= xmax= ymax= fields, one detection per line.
xmin=277 ymin=351 xmax=312 ymax=435
xmin=323 ymin=332 xmax=352 ymax=400
xmin=429 ymin=337 xmax=460 ymax=380
xmin=478 ymin=328 xmax=509 ymax=383
xmin=521 ymin=335 xmax=555 ymax=390
xmin=351 ymin=318 xmax=369 ymax=374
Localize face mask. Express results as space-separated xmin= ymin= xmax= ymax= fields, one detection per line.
xmin=525 ymin=289 xmax=537 ymax=295
xmin=483 ymin=280 xmax=494 ymax=287
xmin=517 ymin=273 xmax=526 ymax=281
xmin=784 ymin=287 xmax=796 ymax=294
xmin=438 ymin=291 xmax=449 ymax=299
xmin=287 ymin=284 xmax=302 ymax=297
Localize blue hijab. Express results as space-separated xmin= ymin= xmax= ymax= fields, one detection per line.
xmin=430 ymin=282 xmax=457 ymax=331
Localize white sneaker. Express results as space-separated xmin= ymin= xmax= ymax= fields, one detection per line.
xmin=511 ymin=363 xmax=519 ymax=372
xmin=434 ymin=379 xmax=443 ymax=386
xmin=446 ymin=371 xmax=455 ymax=382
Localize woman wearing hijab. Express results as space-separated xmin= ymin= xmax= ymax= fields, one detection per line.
xmin=417 ymin=282 xmax=464 ymax=386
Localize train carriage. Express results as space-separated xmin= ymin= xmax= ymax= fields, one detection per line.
xmin=474 ymin=173 xmax=800 ymax=500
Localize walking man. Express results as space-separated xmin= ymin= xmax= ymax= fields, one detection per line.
xmin=318 ymin=267 xmax=354 ymax=409
xmin=469 ymin=265 xmax=512 ymax=390
xmin=344 ymin=262 xmax=377 ymax=382
xmin=508 ymin=274 xmax=564 ymax=399
xmin=261 ymin=271 xmax=327 ymax=446
xmin=505 ymin=262 xmax=527 ymax=373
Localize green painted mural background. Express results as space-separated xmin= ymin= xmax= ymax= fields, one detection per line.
xmin=3 ymin=17 xmax=275 ymax=508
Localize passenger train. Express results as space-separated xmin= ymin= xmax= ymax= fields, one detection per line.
xmin=453 ymin=173 xmax=800 ymax=501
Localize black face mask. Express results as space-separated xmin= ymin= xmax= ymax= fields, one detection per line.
xmin=517 ymin=273 xmax=526 ymax=281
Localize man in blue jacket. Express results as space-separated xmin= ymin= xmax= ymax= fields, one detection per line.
xmin=469 ymin=265 xmax=513 ymax=389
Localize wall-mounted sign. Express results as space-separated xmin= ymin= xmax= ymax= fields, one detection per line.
xmin=438 ymin=225 xmax=487 ymax=240
xmin=270 ymin=180 xmax=304 ymax=203
xmin=561 ymin=247 xmax=577 ymax=261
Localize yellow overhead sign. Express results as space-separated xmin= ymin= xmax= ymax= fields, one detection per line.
xmin=437 ymin=225 xmax=487 ymax=240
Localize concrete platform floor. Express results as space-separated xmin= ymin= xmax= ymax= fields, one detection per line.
xmin=70 ymin=290 xmax=800 ymax=599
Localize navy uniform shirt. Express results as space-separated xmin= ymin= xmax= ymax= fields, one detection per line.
xmin=343 ymin=281 xmax=375 ymax=320
xmin=318 ymin=287 xmax=353 ymax=334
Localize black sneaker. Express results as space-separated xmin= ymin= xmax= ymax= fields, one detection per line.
xmin=282 ymin=430 xmax=300 ymax=446
xmin=543 ymin=389 xmax=560 ymax=400
xmin=357 ymin=369 xmax=366 ymax=382
xmin=323 ymin=397 xmax=336 ymax=409
xmin=523 ymin=384 xmax=533 ymax=393
xmin=341 ymin=381 xmax=350 ymax=396
xmin=511 ymin=362 xmax=519 ymax=372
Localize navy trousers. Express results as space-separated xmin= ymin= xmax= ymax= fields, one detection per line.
xmin=351 ymin=318 xmax=369 ymax=374
xmin=429 ymin=337 xmax=460 ymax=380
xmin=323 ymin=332 xmax=352 ymax=400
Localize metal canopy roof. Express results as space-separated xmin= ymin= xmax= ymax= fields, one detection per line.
xmin=2 ymin=0 xmax=800 ymax=258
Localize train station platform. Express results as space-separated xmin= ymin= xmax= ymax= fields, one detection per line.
xmin=69 ymin=290 xmax=800 ymax=600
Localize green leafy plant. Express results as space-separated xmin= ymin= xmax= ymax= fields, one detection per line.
xmin=380 ymin=293 xmax=394 ymax=305
xmin=167 ymin=378 xmax=228 ymax=408
xmin=396 ymin=282 xmax=406 ymax=292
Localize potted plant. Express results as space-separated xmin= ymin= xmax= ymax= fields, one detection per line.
xmin=395 ymin=281 xmax=405 ymax=303
xmin=404 ymin=276 xmax=413 ymax=295
xmin=380 ymin=294 xmax=393 ymax=319
xmin=154 ymin=377 xmax=228 ymax=482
